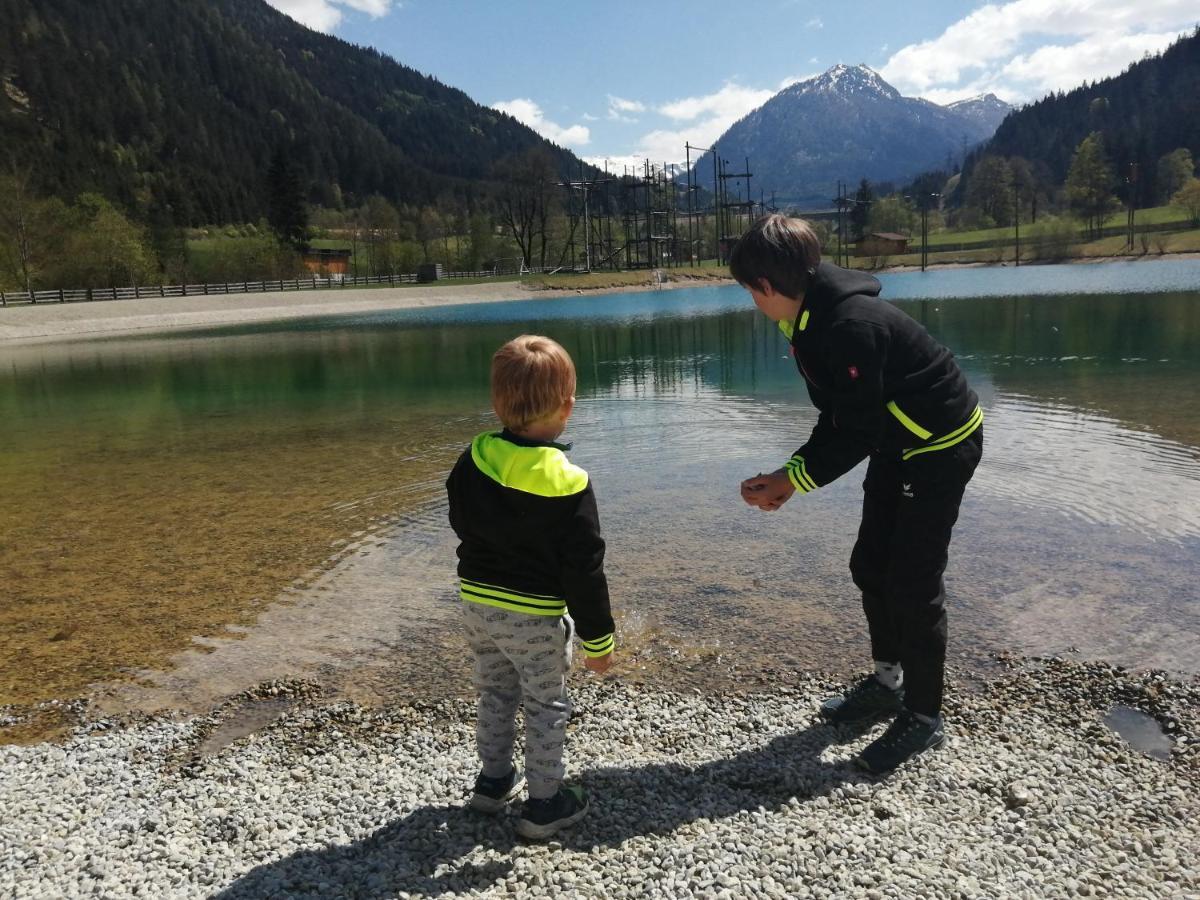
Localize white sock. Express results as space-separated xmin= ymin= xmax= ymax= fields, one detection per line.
xmin=874 ymin=660 xmax=903 ymax=691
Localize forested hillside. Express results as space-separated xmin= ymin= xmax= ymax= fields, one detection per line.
xmin=967 ymin=28 xmax=1200 ymax=207
xmin=0 ymin=0 xmax=579 ymax=225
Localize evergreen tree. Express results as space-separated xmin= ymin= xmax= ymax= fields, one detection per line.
xmin=267 ymin=148 xmax=309 ymax=250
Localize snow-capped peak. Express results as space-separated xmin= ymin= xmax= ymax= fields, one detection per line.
xmin=791 ymin=64 xmax=901 ymax=100
xmin=947 ymin=93 xmax=1009 ymax=110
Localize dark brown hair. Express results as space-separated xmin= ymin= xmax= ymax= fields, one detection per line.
xmin=728 ymin=214 xmax=822 ymax=299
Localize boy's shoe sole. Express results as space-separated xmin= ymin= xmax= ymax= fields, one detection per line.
xmin=515 ymin=795 xmax=589 ymax=840
xmin=469 ymin=773 xmax=525 ymax=813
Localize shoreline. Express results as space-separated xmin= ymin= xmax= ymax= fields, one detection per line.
xmin=1 ymin=656 xmax=1196 ymax=897
xmin=3 ymin=251 xmax=1197 ymax=345
xmin=0 ymin=279 xmax=717 ymax=345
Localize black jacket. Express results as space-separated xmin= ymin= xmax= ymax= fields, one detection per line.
xmin=782 ymin=262 xmax=981 ymax=493
xmin=446 ymin=430 xmax=614 ymax=657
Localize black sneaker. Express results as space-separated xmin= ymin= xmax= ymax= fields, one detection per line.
xmin=819 ymin=675 xmax=905 ymax=724
xmin=855 ymin=711 xmax=945 ymax=775
xmin=469 ymin=767 xmax=524 ymax=813
xmin=515 ymin=785 xmax=589 ymax=840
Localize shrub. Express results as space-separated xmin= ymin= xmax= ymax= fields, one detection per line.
xmin=1024 ymin=217 xmax=1078 ymax=261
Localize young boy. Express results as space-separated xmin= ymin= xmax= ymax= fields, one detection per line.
xmin=445 ymin=334 xmax=615 ymax=839
xmin=731 ymin=214 xmax=983 ymax=775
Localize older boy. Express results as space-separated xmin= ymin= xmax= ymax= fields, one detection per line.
xmin=446 ymin=334 xmax=615 ymax=839
xmin=731 ymin=215 xmax=982 ymax=774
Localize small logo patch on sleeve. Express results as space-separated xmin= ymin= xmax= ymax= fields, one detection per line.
xmin=848 ymin=365 xmax=860 ymax=379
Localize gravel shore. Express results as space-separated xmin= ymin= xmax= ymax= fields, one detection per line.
xmin=0 ymin=278 xmax=722 ymax=345
xmin=2 ymin=657 xmax=1197 ymax=899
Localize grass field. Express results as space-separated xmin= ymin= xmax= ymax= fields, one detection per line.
xmin=922 ymin=204 xmax=1192 ymax=247
xmin=856 ymin=227 xmax=1200 ymax=269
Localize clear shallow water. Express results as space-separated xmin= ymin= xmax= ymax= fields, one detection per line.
xmin=2 ymin=260 xmax=1199 ymax=722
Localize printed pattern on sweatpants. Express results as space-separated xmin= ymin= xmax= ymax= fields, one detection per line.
xmin=462 ymin=601 xmax=572 ymax=800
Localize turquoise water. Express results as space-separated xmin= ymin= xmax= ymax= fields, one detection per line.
xmin=3 ymin=260 xmax=1199 ymax=714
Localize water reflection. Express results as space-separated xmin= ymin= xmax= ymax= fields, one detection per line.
xmin=2 ymin=273 xmax=1199 ymax=723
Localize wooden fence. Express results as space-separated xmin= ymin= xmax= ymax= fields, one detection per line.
xmin=0 ymin=267 xmax=547 ymax=307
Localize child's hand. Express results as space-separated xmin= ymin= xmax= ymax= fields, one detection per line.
xmin=740 ymin=470 xmax=795 ymax=511
xmin=584 ymin=652 xmax=615 ymax=674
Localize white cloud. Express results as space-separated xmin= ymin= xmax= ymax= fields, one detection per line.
xmin=606 ymin=95 xmax=647 ymax=122
xmin=264 ymin=0 xmax=395 ymax=32
xmin=806 ymin=17 xmax=823 ymax=29
xmin=999 ymin=30 xmax=1184 ymax=94
xmin=880 ymin=0 xmax=1197 ymax=101
xmin=658 ymin=82 xmax=775 ymax=123
xmin=492 ymin=98 xmax=591 ymax=147
xmin=603 ymin=82 xmax=774 ymax=165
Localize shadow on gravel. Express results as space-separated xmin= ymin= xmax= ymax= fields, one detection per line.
xmin=212 ymin=718 xmax=867 ymax=898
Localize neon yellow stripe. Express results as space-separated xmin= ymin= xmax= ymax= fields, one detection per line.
xmin=785 ymin=456 xmax=818 ymax=492
xmin=460 ymin=591 xmax=566 ymax=616
xmin=777 ymin=319 xmax=794 ymax=339
xmin=798 ymin=309 xmax=810 ymax=332
xmin=902 ymin=406 xmax=984 ymax=460
xmin=581 ymin=634 xmax=615 ymax=657
xmin=784 ymin=466 xmax=809 ymax=494
xmin=886 ymin=401 xmax=933 ymax=440
xmin=460 ymin=581 xmax=565 ymax=609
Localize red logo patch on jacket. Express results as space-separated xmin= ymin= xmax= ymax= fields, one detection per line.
xmin=848 ymin=365 xmax=860 ymax=379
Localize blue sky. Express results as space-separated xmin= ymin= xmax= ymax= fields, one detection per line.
xmin=266 ymin=0 xmax=1198 ymax=168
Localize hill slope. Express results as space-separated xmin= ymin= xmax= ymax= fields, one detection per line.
xmin=970 ymin=28 xmax=1200 ymax=206
xmin=0 ymin=0 xmax=578 ymax=224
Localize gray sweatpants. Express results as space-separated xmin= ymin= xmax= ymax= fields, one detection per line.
xmin=461 ymin=601 xmax=573 ymax=800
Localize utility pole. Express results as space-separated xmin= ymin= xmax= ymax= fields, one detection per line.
xmin=1013 ymin=179 xmax=1020 ymax=268
xmin=1125 ymin=162 xmax=1138 ymax=251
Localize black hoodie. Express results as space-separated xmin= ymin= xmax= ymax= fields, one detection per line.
xmin=780 ymin=262 xmax=981 ymax=493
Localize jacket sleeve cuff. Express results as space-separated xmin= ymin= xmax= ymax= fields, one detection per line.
xmin=784 ymin=454 xmax=819 ymax=494
xmin=580 ymin=633 xmax=615 ymax=658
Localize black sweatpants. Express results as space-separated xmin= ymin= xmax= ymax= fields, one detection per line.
xmin=848 ymin=427 xmax=983 ymax=717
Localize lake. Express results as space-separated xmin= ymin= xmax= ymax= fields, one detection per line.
xmin=2 ymin=260 xmax=1199 ymax=728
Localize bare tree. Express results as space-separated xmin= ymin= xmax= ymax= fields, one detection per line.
xmin=495 ymin=148 xmax=560 ymax=268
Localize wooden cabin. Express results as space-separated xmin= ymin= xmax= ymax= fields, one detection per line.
xmin=302 ymin=248 xmax=352 ymax=275
xmin=855 ymin=233 xmax=910 ymax=256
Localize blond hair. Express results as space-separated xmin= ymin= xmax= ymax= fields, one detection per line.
xmin=491 ymin=335 xmax=577 ymax=431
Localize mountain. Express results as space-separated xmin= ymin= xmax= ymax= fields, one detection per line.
xmin=703 ymin=64 xmax=1011 ymax=205
xmin=946 ymin=94 xmax=1011 ymax=133
xmin=965 ymin=27 xmax=1200 ymax=208
xmin=0 ymin=0 xmax=581 ymax=225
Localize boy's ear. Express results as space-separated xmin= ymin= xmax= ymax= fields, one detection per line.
xmin=755 ymin=278 xmax=776 ymax=298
